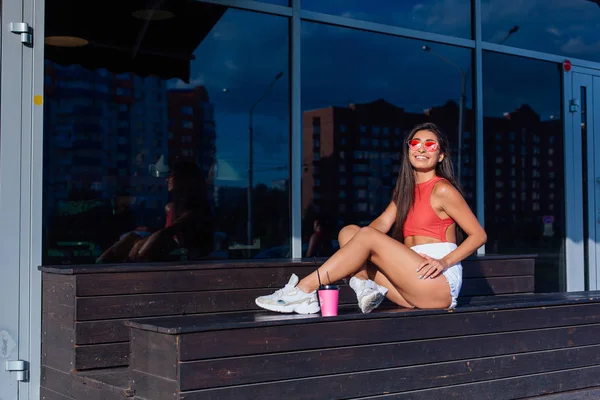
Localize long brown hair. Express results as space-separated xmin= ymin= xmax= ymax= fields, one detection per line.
xmin=390 ymin=122 xmax=463 ymax=242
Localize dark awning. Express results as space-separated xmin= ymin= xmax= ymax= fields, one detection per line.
xmin=44 ymin=0 xmax=226 ymax=82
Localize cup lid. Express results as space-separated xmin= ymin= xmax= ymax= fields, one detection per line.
xmin=318 ymin=284 xmax=339 ymax=290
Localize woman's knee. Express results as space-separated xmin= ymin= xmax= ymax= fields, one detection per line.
xmin=338 ymin=224 xmax=360 ymax=244
xmin=358 ymin=226 xmax=378 ymax=238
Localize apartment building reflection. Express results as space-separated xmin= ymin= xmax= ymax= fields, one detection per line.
xmin=44 ymin=63 xmax=169 ymax=228
xmin=484 ymin=105 xmax=564 ymax=253
xmin=167 ymin=86 xmax=217 ymax=178
xmin=303 ymin=99 xmax=561 ymax=248
xmin=302 ymin=99 xmax=475 ymax=228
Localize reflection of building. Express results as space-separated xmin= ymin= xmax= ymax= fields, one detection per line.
xmin=167 ymin=86 xmax=217 ymax=177
xmin=484 ymin=105 xmax=564 ymax=251
xmin=302 ymin=99 xmax=475 ymax=227
xmin=43 ymin=62 xmax=169 ymax=226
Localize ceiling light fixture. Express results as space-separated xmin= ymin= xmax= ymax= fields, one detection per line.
xmin=45 ymin=36 xmax=89 ymax=47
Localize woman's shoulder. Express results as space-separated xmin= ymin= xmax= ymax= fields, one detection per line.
xmin=431 ymin=178 xmax=461 ymax=199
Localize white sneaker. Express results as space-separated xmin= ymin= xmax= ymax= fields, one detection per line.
xmin=349 ymin=277 xmax=388 ymax=314
xmin=255 ymin=274 xmax=320 ymax=314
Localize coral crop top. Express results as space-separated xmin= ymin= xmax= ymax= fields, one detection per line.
xmin=403 ymin=176 xmax=455 ymax=241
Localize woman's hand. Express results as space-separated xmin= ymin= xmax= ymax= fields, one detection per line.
xmin=416 ymin=254 xmax=448 ymax=279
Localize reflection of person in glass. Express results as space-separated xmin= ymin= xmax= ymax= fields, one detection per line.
xmin=256 ymin=123 xmax=486 ymax=314
xmin=305 ymin=216 xmax=334 ymax=258
xmin=96 ymin=161 xmax=214 ymax=263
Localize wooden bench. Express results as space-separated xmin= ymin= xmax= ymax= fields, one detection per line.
xmin=124 ymin=291 xmax=600 ymax=399
xmin=39 ymin=255 xmax=537 ymax=398
xmin=39 ymin=255 xmax=534 ymax=371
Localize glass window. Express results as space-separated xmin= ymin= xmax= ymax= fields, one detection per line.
xmin=482 ymin=0 xmax=600 ymax=62
xmin=301 ymin=22 xmax=474 ymax=250
xmin=483 ymin=52 xmax=565 ymax=292
xmin=302 ymin=0 xmax=471 ymax=38
xmin=43 ymin=4 xmax=290 ymax=264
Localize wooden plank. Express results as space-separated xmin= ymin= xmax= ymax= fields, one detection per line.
xmin=41 ymin=365 xmax=129 ymax=399
xmin=131 ymin=371 xmax=178 ymax=400
xmin=128 ymin=291 xmax=600 ymax=334
xmin=74 ymin=343 xmax=129 ymax=370
xmin=75 ymin=266 xmax=318 ymax=296
xmin=40 ymin=387 xmax=74 ymax=400
xmin=75 ymin=288 xmax=357 ymax=321
xmin=76 ymin=368 xmax=132 ymax=394
xmin=75 ymin=260 xmax=533 ymax=296
xmin=178 ymin=349 xmax=600 ymax=399
xmin=75 ymin=276 xmax=533 ymax=323
xmin=462 ymin=258 xmax=534 ymax=278
xmin=76 ymin=278 xmax=531 ymax=346
xmin=526 ymin=387 xmax=600 ymax=399
xmin=39 ymin=254 xmax=535 ymax=274
xmin=77 ymin=311 xmax=278 ymax=345
xmin=461 ymin=276 xmax=534 ymax=296
xmin=178 ymin=323 xmax=600 ymax=390
xmin=178 ymin=303 xmax=600 ymax=360
xmin=76 ymin=319 xmax=130 ymax=345
xmin=42 ymin=273 xmax=76 ymax=372
xmin=361 ymin=366 xmax=600 ymax=399
xmin=130 ymin=329 xmax=178 ymax=380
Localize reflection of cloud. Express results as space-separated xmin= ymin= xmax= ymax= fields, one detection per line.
xmin=411 ymin=0 xmax=470 ymax=28
xmin=481 ymin=0 xmax=536 ymax=23
xmin=168 ymin=76 xmax=205 ymax=89
xmin=546 ymin=27 xmax=562 ymax=37
xmin=211 ymin=20 xmax=241 ymax=41
xmin=560 ymin=37 xmax=600 ymax=54
xmin=225 ymin=60 xmax=237 ymax=71
xmin=488 ymin=30 xmax=507 ymax=43
xmin=215 ymin=158 xmax=242 ymax=181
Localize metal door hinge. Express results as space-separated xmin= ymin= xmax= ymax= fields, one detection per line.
xmin=5 ymin=360 xmax=29 ymax=382
xmin=569 ymin=99 xmax=579 ymax=113
xmin=9 ymin=22 xmax=33 ymax=46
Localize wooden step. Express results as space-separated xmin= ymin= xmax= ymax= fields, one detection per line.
xmin=40 ymin=256 xmax=535 ymax=371
xmin=125 ymin=291 xmax=600 ymax=399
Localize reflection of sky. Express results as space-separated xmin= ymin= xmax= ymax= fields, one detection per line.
xmin=164 ymin=2 xmax=595 ymax=186
xmin=483 ymin=52 xmax=561 ymax=120
xmin=301 ymin=22 xmax=473 ymax=113
xmin=167 ymin=10 xmax=290 ymax=187
xmin=482 ymin=0 xmax=600 ymax=62
xmin=302 ymin=0 xmax=471 ymax=38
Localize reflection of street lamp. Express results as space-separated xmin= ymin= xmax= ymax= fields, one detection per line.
xmin=248 ymin=71 xmax=283 ymax=246
xmin=498 ymin=25 xmax=519 ymax=45
xmin=422 ymin=45 xmax=467 ymax=181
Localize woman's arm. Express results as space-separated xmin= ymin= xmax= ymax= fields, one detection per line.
xmin=368 ymin=201 xmax=397 ymax=234
xmin=163 ymin=211 xmax=195 ymax=235
xmin=436 ymin=182 xmax=487 ymax=268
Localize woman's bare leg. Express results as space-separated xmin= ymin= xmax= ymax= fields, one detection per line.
xmin=132 ymin=230 xmax=177 ymax=261
xmin=338 ymin=225 xmax=414 ymax=308
xmin=96 ymin=232 xmax=142 ymax=263
xmin=297 ymin=226 xmax=451 ymax=309
xmin=338 ymin=225 xmax=368 ymax=280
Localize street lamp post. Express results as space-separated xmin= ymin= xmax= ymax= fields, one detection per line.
xmin=248 ymin=71 xmax=283 ymax=247
xmin=422 ymin=45 xmax=468 ymax=182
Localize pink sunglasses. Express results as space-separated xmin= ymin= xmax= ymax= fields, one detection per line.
xmin=407 ymin=139 xmax=439 ymax=152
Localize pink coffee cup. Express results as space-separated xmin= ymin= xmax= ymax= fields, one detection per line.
xmin=318 ymin=285 xmax=339 ymax=317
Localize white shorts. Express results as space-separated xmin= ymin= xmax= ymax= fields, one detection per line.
xmin=410 ymin=242 xmax=462 ymax=309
